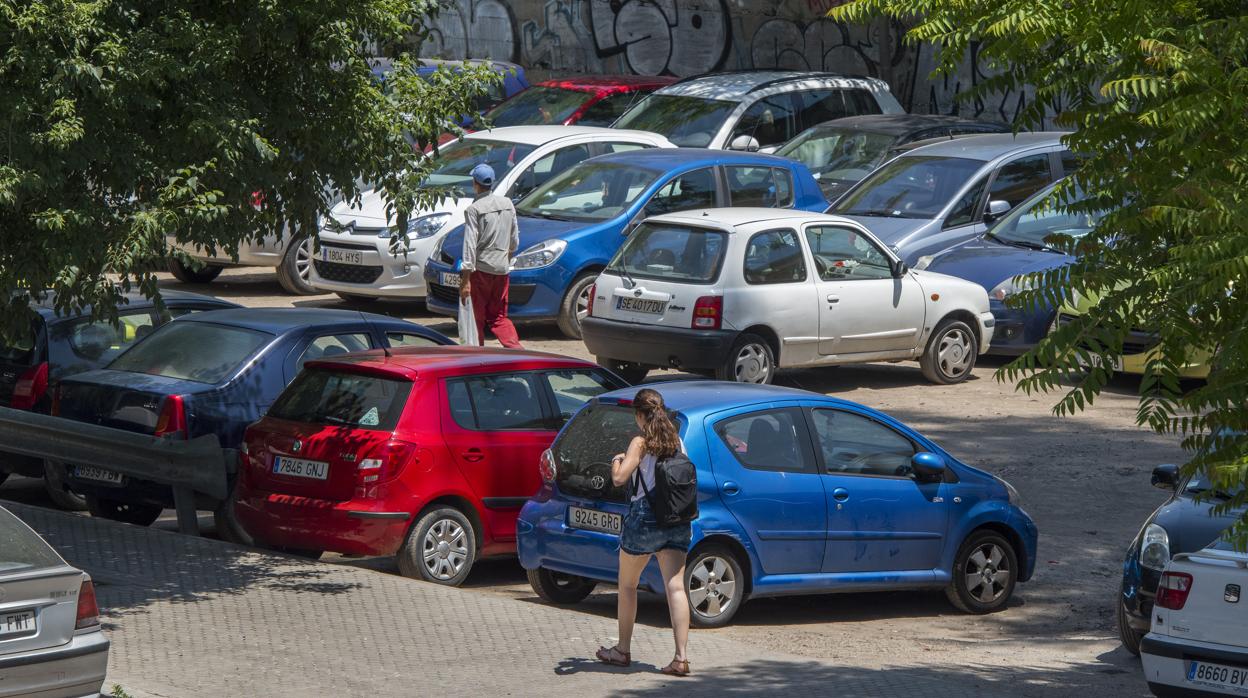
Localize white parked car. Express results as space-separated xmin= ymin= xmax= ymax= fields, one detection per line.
xmin=1141 ymin=540 xmax=1248 ymax=697
xmin=0 ymin=505 xmax=108 ymax=698
xmin=167 ymin=221 xmax=318 ymax=294
xmin=581 ymin=208 xmax=994 ymax=384
xmin=311 ymin=125 xmax=674 ymax=302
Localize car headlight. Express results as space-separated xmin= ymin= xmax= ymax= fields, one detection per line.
xmin=512 ymin=239 xmax=567 ymax=270
xmin=430 ymin=234 xmax=446 ymax=261
xmin=990 ymin=276 xmax=1031 ymax=302
xmin=1140 ymin=523 xmax=1171 ymax=571
xmin=914 ymin=255 xmax=935 ymax=271
xmin=405 ymin=213 xmax=452 ymax=240
xmin=998 ymin=477 xmax=1021 ymax=506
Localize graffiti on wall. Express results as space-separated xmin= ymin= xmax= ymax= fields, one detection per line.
xmin=420 ymin=0 xmax=520 ymax=63
xmin=910 ymin=42 xmax=1038 ymax=123
xmin=586 ymin=0 xmax=730 ymax=77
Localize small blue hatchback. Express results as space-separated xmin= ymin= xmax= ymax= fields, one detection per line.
xmin=518 ymin=381 xmax=1037 ymax=627
xmin=424 ymin=149 xmax=827 ymax=339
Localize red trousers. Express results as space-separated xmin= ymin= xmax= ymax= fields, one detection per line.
xmin=469 ymin=271 xmax=522 ymax=348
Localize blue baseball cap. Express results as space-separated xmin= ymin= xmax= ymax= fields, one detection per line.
xmin=471 ymin=163 xmax=495 ymax=186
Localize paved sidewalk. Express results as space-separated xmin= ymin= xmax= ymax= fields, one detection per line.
xmin=10 ymin=503 xmax=1126 ymax=697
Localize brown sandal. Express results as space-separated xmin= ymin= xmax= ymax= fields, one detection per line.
xmin=595 ymin=645 xmax=630 ymax=667
xmin=660 ymin=658 xmax=691 ymax=677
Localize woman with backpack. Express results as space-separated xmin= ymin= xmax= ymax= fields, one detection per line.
xmin=595 ymin=388 xmax=693 ymax=677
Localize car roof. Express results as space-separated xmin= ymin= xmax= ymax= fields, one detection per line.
xmin=804 ymin=114 xmax=1009 ymax=137
xmin=28 ymin=289 xmax=236 ymax=320
xmin=656 ymin=70 xmax=882 ymax=101
xmin=646 ymin=207 xmax=835 ymax=231
xmin=305 ymin=346 xmax=594 ymax=379
xmin=596 ymin=380 xmax=851 ymax=416
xmin=179 ymin=307 xmax=414 ymax=334
xmin=587 ymin=147 xmax=796 ymax=171
xmin=901 ymin=131 xmax=1070 ymax=160
xmin=537 ymin=75 xmax=677 ymax=92
xmin=464 ymin=125 xmax=664 ymax=146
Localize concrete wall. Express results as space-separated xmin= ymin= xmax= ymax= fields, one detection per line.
xmin=417 ymin=0 xmax=1036 ymax=123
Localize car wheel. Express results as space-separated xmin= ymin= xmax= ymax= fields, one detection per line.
xmin=715 ymin=333 xmax=775 ymax=385
xmin=596 ymin=357 xmax=649 ymax=385
xmin=42 ymin=460 xmax=87 ymax=511
xmin=920 ymin=318 xmax=978 ymax=384
xmin=1116 ymin=595 xmax=1144 ymax=656
xmin=527 ymin=567 xmax=597 ymax=604
xmin=213 ymin=496 xmax=253 ymax=545
xmin=85 ymin=495 xmax=162 ymax=526
xmin=945 ymin=529 xmax=1018 ymax=614
xmin=275 ymin=233 xmax=319 ymax=295
xmin=686 ymin=545 xmax=746 ymax=628
xmin=398 ymin=506 xmax=477 ymax=586
xmin=557 ymin=273 xmax=597 ymax=340
xmin=166 ymin=258 xmax=224 ymax=284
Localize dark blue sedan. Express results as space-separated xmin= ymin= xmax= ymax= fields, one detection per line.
xmin=55 ymin=308 xmax=453 ymax=532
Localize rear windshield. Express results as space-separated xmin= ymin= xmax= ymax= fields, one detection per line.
xmin=484 ymin=86 xmax=587 ymax=127
xmin=553 ymin=403 xmax=640 ymax=503
xmin=269 ymin=369 xmax=411 ymax=431
xmin=109 ymin=321 xmax=270 ymax=384
xmin=0 ymin=321 xmax=41 ymax=366
xmin=607 ymin=222 xmax=727 ymax=283
xmin=0 ymin=507 xmax=64 ymax=574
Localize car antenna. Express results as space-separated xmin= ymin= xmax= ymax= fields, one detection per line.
xmin=359 ymin=311 xmax=392 ymax=358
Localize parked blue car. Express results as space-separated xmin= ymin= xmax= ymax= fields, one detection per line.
xmin=518 ymin=381 xmax=1037 ymax=627
xmin=423 ymin=149 xmax=828 ymax=339
xmin=54 ymin=308 xmax=453 ymax=532
xmin=916 ymin=181 xmax=1105 ymax=354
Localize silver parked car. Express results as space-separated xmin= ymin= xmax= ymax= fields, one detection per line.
xmin=827 ymin=132 xmax=1076 ymax=265
xmin=0 ymin=506 xmax=108 ymax=698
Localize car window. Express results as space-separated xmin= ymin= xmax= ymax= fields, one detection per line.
xmin=0 ymin=320 xmax=39 ymax=366
xmin=809 ymin=408 xmax=917 ymax=478
xmin=609 ymin=222 xmax=727 ymax=283
xmin=577 ymin=92 xmax=645 ymax=127
xmin=844 ymin=89 xmax=884 ymax=116
xmin=714 ymin=408 xmax=815 ymax=474
xmin=516 ymin=161 xmax=659 ymax=222
xmin=511 ymin=143 xmax=594 ymax=201
xmin=776 ymin=128 xmax=897 ymax=190
xmin=793 ymin=89 xmax=850 ymax=131
xmin=987 ymin=154 xmax=1054 ymax=209
xmin=805 ymin=225 xmax=894 ymax=281
xmin=542 ymin=370 xmax=616 ymax=422
xmin=109 ymin=321 xmax=271 ymax=384
xmin=603 ymin=142 xmax=649 ymax=154
xmin=58 ymin=311 xmax=155 ymax=364
xmin=744 ymin=228 xmax=806 ymax=285
xmin=0 ymin=507 xmax=64 ymax=574
xmin=268 ymin=369 xmax=411 ymax=430
xmin=614 ymin=94 xmax=738 ymax=147
xmin=725 ymin=166 xmax=794 ymax=208
xmin=483 ymin=86 xmax=587 ymax=127
xmin=1060 ymin=150 xmax=1083 ymax=176
xmin=944 ymin=176 xmax=989 ymax=229
xmin=296 ymin=333 xmax=371 ymax=370
xmin=447 ymin=374 xmax=547 ymax=431
xmin=730 ymin=96 xmax=798 ymax=149
xmin=552 ymin=403 xmax=639 ymax=502
xmin=160 ymin=306 xmax=208 ymax=321
xmin=386 ymin=332 xmax=439 ymax=349
xmin=645 ymin=168 xmax=717 ymax=217
xmin=832 ymin=155 xmax=983 ymax=220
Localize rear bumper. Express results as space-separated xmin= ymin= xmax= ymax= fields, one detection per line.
xmin=0 ymin=629 xmax=108 ymax=698
xmin=1141 ymin=634 xmax=1248 ymax=696
xmin=581 ymin=317 xmax=737 ymax=371
xmin=234 ymin=485 xmax=412 ymax=557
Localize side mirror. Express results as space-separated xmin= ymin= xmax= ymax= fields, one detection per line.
xmin=729 ymin=134 xmax=761 ymax=152
xmin=891 ymin=259 xmax=909 ymax=278
xmin=1151 ymin=463 xmax=1179 ymax=490
xmin=983 ymin=199 xmax=1011 ymax=222
xmin=911 ymin=452 xmax=947 ymax=480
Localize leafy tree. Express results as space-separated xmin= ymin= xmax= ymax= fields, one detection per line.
xmin=0 ymin=0 xmax=499 ymax=334
xmin=832 ymin=1 xmax=1248 ymax=544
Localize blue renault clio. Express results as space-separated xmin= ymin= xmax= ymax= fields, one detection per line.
xmin=423 ymin=149 xmax=827 ymax=339
xmin=517 ymin=381 xmax=1038 ymax=627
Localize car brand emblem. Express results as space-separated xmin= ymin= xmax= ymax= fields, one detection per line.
xmin=589 ymin=475 xmax=606 ymax=490
xmin=633 ymin=289 xmax=643 ymax=297
xmin=1227 ymin=584 xmax=1241 ymax=603
xmin=291 ymin=440 xmax=302 ymax=453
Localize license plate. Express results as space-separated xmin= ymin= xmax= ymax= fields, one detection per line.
xmin=617 ymin=297 xmax=666 ymax=314
xmin=72 ymin=465 xmax=125 ymax=485
xmin=322 ymin=247 xmax=364 ymax=265
xmin=440 ymin=272 xmax=461 ymax=288
xmin=1076 ymin=353 xmax=1123 ymax=372
xmin=0 ymin=611 xmax=35 ymax=639
xmin=273 ymin=456 xmax=329 ymax=480
xmin=568 ymin=506 xmax=622 ymax=535
xmin=1187 ymin=660 xmax=1248 ymax=693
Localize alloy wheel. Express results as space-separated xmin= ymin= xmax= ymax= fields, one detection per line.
xmin=964 ymin=542 xmax=1011 ymax=604
xmin=295 ymin=236 xmax=313 ymax=282
xmin=937 ymin=327 xmax=973 ymax=379
xmin=576 ymin=284 xmax=592 ymax=324
xmin=688 ymin=555 xmax=738 ymax=619
xmin=422 ymin=518 xmax=469 ymax=581
xmin=733 ymin=343 xmax=772 ymax=383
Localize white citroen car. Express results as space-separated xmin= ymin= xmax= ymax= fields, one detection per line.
xmin=310 ymin=126 xmax=674 ymax=302
xmin=581 ymin=208 xmax=994 ymax=385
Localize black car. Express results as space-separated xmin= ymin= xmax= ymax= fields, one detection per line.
xmin=774 ymin=114 xmax=1011 ymax=201
xmin=1117 ymin=463 xmax=1242 ymax=654
xmin=0 ymin=290 xmax=240 ymax=509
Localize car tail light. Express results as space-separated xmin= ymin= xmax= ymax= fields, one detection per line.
xmin=692 ymin=296 xmax=723 ymax=330
xmin=539 ymin=449 xmax=556 ymax=484
xmin=1156 ymin=571 xmax=1194 ymax=610
xmin=75 ymin=579 xmax=100 ymax=630
xmin=357 ymin=440 xmax=418 ymax=489
xmin=586 ymin=283 xmax=596 ymax=317
xmin=154 ymin=395 xmax=187 ymax=439
xmin=10 ymin=362 xmax=48 ymax=410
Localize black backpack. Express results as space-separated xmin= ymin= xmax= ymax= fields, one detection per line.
xmin=636 ymin=453 xmax=699 ymax=527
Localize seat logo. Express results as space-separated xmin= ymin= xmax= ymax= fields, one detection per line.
xmin=589 ymin=475 xmax=606 ymax=490
xmin=291 ymin=440 xmax=302 ymax=453
xmin=1227 ymin=584 xmax=1241 ymax=603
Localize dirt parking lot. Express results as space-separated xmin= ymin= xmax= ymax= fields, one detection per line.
xmin=3 ymin=267 xmax=1181 ymax=695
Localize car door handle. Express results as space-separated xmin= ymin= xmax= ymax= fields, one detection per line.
xmin=826 ymin=295 xmax=840 ymax=303
xmin=721 ymin=481 xmax=740 ymax=496
xmin=832 ymin=487 xmax=850 ymax=502
xmin=461 ymin=448 xmax=485 ymax=463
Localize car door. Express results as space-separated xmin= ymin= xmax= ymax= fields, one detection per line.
xmin=733 ymin=227 xmax=818 ymax=364
xmin=507 ymin=142 xmax=595 ymax=202
xmin=805 ymin=405 xmax=950 ymax=574
xmin=705 ymin=405 xmax=827 ymax=576
xmin=641 ymin=167 xmax=721 ymax=219
xmin=802 ymin=223 xmax=925 ymax=356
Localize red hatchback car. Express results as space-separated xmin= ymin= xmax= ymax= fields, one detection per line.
xmin=482 ymin=75 xmax=677 ymax=128
xmin=233 ymin=347 xmax=625 ymax=585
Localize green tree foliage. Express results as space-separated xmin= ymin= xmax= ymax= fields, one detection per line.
xmin=832 ymin=1 xmax=1248 ymax=544
xmin=0 ymin=0 xmax=499 ymax=333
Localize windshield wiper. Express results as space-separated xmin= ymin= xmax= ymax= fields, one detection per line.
xmin=989 ymin=234 xmax=1058 ymax=253
xmin=1186 ymin=486 xmax=1238 ymax=501
xmin=535 ymin=210 xmax=576 ymax=222
xmin=847 ymin=208 xmax=906 ymax=218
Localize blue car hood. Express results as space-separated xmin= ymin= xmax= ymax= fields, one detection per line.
xmin=440 ymin=215 xmax=617 ymax=263
xmin=924 ymin=237 xmax=1075 ymax=291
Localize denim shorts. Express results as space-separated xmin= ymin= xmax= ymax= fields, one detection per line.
xmin=619 ymin=495 xmax=692 ymax=556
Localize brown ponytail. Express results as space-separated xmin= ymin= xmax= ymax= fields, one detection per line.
xmin=633 ymin=388 xmax=680 ymax=459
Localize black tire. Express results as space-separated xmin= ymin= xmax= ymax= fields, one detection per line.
xmin=686 ymin=545 xmax=747 ymax=628
xmin=1116 ymin=595 xmax=1144 ymax=656
xmin=42 ymin=460 xmax=87 ymax=511
xmin=85 ymin=495 xmax=162 ymax=527
xmin=397 ymin=506 xmax=477 ymax=586
xmin=527 ymin=567 xmax=597 ymax=604
xmin=714 ymin=333 xmax=775 ymax=385
xmin=335 ymin=292 xmax=374 ymax=304
xmin=275 ymin=233 xmax=318 ymax=295
xmin=166 ymin=258 xmax=224 ymax=284
xmin=945 ymin=529 xmax=1018 ymax=614
xmin=596 ymin=356 xmax=649 ymax=385
xmin=920 ymin=318 xmax=978 ymax=384
xmin=263 ymin=545 xmax=324 ymax=561
xmin=556 ymin=273 xmax=597 ymax=340
xmin=213 ymin=495 xmax=253 ymax=546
